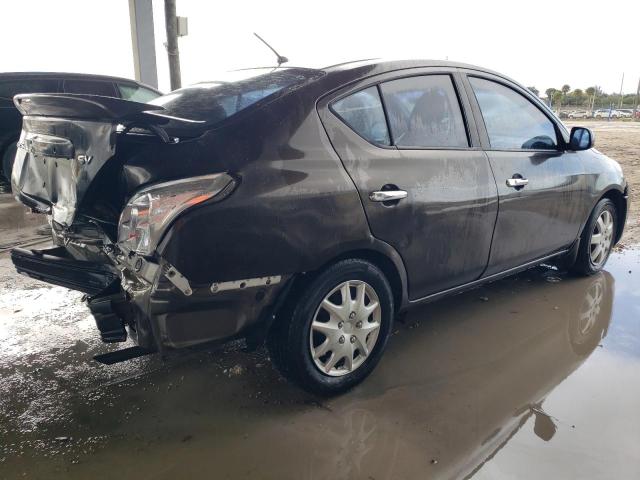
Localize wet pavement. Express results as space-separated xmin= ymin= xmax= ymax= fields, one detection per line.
xmin=1 ymin=196 xmax=639 ymax=479
xmin=0 ymin=191 xmax=49 ymax=255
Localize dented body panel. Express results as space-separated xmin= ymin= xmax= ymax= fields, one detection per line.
xmin=8 ymin=60 xmax=628 ymax=353
xmin=13 ymin=117 xmax=117 ymax=225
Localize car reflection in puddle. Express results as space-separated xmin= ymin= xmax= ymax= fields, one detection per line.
xmin=307 ymin=271 xmax=614 ymax=480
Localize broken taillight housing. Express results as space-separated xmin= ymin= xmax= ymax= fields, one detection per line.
xmin=117 ymin=173 xmax=234 ymax=255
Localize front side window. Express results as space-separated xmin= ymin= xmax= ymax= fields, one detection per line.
xmin=469 ymin=77 xmax=558 ymax=150
xmin=331 ymin=86 xmax=390 ymax=146
xmin=117 ymin=83 xmax=160 ymax=103
xmin=380 ymin=75 xmax=468 ymax=148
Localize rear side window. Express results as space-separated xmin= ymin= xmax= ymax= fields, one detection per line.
xmin=469 ymin=77 xmax=557 ymax=150
xmin=0 ymin=79 xmax=59 ymax=101
xmin=331 ymin=86 xmax=390 ymax=146
xmin=380 ymin=75 xmax=468 ymax=148
xmin=117 ymin=83 xmax=160 ymax=103
xmin=63 ymin=79 xmax=117 ymax=97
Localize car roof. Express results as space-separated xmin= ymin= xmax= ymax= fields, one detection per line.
xmin=321 ymin=58 xmax=508 ymax=79
xmin=0 ymin=72 xmax=161 ymax=93
xmin=230 ymin=59 xmax=510 ymax=84
xmin=226 ymin=59 xmax=516 ymax=99
xmin=321 ymin=58 xmax=492 ymax=73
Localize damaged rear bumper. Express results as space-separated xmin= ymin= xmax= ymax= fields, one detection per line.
xmin=11 ymin=246 xmax=118 ymax=294
xmin=10 ymin=245 xmax=289 ymax=351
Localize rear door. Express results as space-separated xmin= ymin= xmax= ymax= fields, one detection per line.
xmin=462 ymin=72 xmax=587 ymax=275
xmin=319 ymin=69 xmax=498 ymax=300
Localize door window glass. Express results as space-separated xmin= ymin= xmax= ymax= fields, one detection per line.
xmin=117 ymin=84 xmax=160 ymax=102
xmin=331 ymin=86 xmax=390 ymax=146
xmin=63 ymin=79 xmax=117 ymax=97
xmin=380 ymin=75 xmax=468 ymax=148
xmin=469 ymin=77 xmax=557 ymax=150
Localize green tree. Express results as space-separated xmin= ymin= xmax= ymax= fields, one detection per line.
xmin=571 ymin=88 xmax=585 ymax=106
xmin=552 ymin=90 xmax=564 ymax=109
xmin=561 ymin=84 xmax=571 ymax=95
xmin=528 ymin=86 xmax=540 ymax=97
xmin=585 ymin=87 xmax=597 ymax=109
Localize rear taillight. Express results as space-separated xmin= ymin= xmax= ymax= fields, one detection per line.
xmin=117 ymin=173 xmax=235 ymax=255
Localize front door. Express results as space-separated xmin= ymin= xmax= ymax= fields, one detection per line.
xmin=319 ymin=70 xmax=499 ymax=300
xmin=463 ymin=74 xmax=587 ymax=275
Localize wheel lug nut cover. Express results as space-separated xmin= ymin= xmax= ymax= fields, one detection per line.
xmin=349 ymin=312 xmax=356 ymax=319
xmin=339 ymin=336 xmax=345 ymax=344
xmin=350 ymin=336 xmax=356 ymax=343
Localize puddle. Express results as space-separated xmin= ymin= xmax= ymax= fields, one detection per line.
xmin=0 ymin=248 xmax=639 ymax=479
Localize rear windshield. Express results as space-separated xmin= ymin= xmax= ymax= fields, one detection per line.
xmin=148 ymin=68 xmax=322 ymax=124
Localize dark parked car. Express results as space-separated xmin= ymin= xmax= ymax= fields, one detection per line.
xmin=0 ymin=72 xmax=161 ymax=181
xmin=8 ymin=60 xmax=628 ymax=394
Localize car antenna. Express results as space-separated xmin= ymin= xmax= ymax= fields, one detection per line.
xmin=253 ymin=33 xmax=288 ymax=67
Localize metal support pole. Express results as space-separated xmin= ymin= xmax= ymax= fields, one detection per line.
xmin=128 ymin=0 xmax=158 ymax=88
xmin=633 ymin=77 xmax=640 ymax=120
xmin=618 ymin=73 xmax=624 ymax=109
xmin=164 ymin=0 xmax=182 ymax=90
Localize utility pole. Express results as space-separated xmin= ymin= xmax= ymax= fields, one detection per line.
xmin=618 ymin=73 xmax=624 ymax=108
xmin=164 ymin=0 xmax=182 ymax=90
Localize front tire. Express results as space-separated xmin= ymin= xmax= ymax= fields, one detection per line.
xmin=571 ymin=198 xmax=617 ymax=275
xmin=268 ymin=259 xmax=394 ymax=395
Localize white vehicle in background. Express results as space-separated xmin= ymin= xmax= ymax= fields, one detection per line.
xmin=616 ymin=109 xmax=633 ymax=118
xmin=568 ymin=110 xmax=591 ymax=119
xmin=593 ymin=109 xmax=619 ymax=119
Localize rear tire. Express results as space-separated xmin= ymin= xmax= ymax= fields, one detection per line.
xmin=2 ymin=141 xmax=17 ymax=184
xmin=571 ymin=198 xmax=617 ymax=276
xmin=268 ymin=259 xmax=394 ymax=395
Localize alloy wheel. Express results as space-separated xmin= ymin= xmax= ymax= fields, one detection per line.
xmin=309 ymin=280 xmax=382 ymax=377
xmin=590 ymin=210 xmax=614 ymax=268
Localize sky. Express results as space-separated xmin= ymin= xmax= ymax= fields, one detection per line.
xmin=1 ymin=0 xmax=639 ymax=96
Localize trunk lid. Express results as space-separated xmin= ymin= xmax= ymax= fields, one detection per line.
xmin=11 ymin=93 xmax=166 ymax=227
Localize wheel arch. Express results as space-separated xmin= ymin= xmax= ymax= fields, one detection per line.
xmin=600 ymin=187 xmax=627 ymax=243
xmin=279 ymin=245 xmax=408 ymax=318
xmin=323 ymin=248 xmax=406 ymax=313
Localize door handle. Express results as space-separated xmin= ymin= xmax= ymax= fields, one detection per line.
xmin=369 ymin=190 xmax=408 ymax=202
xmin=506 ymin=178 xmax=529 ymax=188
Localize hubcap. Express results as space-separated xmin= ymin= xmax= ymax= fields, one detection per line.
xmin=309 ymin=280 xmax=382 ymax=376
xmin=590 ymin=210 xmax=614 ymax=268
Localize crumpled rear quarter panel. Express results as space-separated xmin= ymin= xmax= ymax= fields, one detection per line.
xmin=157 ymin=89 xmax=374 ymax=285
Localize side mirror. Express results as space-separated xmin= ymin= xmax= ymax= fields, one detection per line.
xmin=569 ymin=127 xmax=594 ymax=150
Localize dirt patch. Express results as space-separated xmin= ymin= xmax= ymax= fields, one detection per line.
xmin=567 ymin=121 xmax=640 ymax=246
